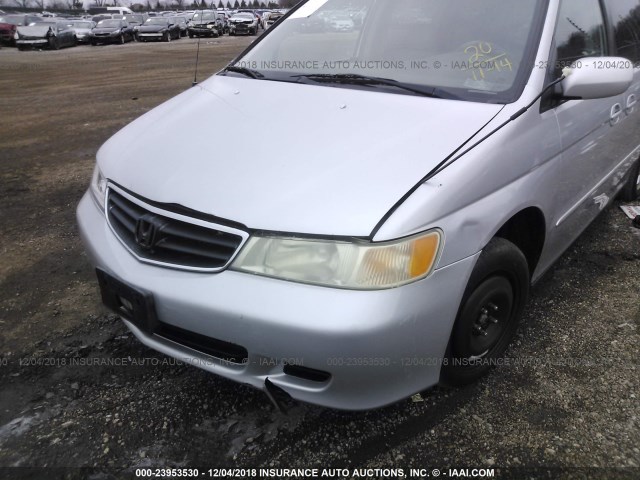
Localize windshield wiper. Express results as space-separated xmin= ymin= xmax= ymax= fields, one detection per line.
xmin=222 ymin=65 xmax=264 ymax=79
xmin=291 ymin=73 xmax=443 ymax=98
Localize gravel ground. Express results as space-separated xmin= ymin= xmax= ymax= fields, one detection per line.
xmin=0 ymin=36 xmax=639 ymax=480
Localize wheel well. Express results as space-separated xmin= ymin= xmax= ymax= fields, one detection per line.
xmin=494 ymin=208 xmax=545 ymax=278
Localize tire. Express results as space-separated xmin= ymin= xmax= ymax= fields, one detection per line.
xmin=119 ymin=34 xmax=125 ymax=45
xmin=18 ymin=45 xmax=27 ymax=51
xmin=164 ymin=32 xmax=171 ymax=42
xmin=619 ymin=159 xmax=640 ymax=201
xmin=188 ymin=32 xmax=193 ymax=38
xmin=49 ymin=37 xmax=60 ymax=50
xmin=441 ymin=237 xmax=529 ymax=386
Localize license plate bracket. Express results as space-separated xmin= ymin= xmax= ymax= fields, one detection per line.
xmin=96 ymin=268 xmax=156 ymax=334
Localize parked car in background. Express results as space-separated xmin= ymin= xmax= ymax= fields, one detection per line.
xmin=124 ymin=13 xmax=148 ymax=29
xmin=67 ymin=20 xmax=95 ymax=44
xmin=0 ymin=18 xmax=17 ymax=46
xmin=217 ymin=12 xmax=230 ymax=34
xmin=0 ymin=14 xmax=44 ymax=45
xmin=16 ymin=21 xmax=77 ymax=50
xmin=238 ymin=9 xmax=263 ymax=29
xmin=265 ymin=12 xmax=284 ymax=29
xmin=229 ymin=13 xmax=258 ymax=36
xmin=92 ymin=14 xmax=114 ymax=24
xmin=188 ymin=10 xmax=221 ymax=38
xmin=170 ymin=16 xmax=188 ymax=37
xmin=136 ymin=17 xmax=180 ymax=42
xmin=90 ymin=19 xmax=134 ymax=45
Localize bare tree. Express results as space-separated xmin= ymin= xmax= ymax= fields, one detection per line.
xmin=12 ymin=0 xmax=33 ymax=8
xmin=279 ymin=0 xmax=300 ymax=8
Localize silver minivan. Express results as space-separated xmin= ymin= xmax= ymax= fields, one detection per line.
xmin=77 ymin=0 xmax=640 ymax=410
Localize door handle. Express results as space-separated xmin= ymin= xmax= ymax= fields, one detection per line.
xmin=626 ymin=94 xmax=637 ymax=114
xmin=610 ymin=103 xmax=622 ymax=125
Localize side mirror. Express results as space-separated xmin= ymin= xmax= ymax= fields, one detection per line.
xmin=561 ymin=57 xmax=634 ymax=100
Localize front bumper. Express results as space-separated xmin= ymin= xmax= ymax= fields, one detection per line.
xmin=231 ymin=24 xmax=253 ymax=34
xmin=188 ymin=26 xmax=217 ymax=36
xmin=77 ymin=191 xmax=476 ymax=410
xmin=137 ymin=32 xmax=164 ymax=40
xmin=91 ymin=34 xmax=119 ymax=44
xmin=16 ymin=39 xmax=48 ymax=46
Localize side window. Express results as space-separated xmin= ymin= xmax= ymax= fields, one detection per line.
xmin=609 ymin=0 xmax=640 ymax=63
xmin=554 ymin=0 xmax=607 ymax=76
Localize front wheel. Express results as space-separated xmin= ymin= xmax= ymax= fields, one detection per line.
xmin=49 ymin=37 xmax=60 ymax=50
xmin=619 ymin=160 xmax=640 ymax=201
xmin=441 ymin=237 xmax=529 ymax=386
xmin=164 ymin=32 xmax=171 ymax=42
xmin=119 ymin=33 xmax=125 ymax=45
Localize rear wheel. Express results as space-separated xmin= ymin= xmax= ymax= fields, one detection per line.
xmin=441 ymin=237 xmax=529 ymax=386
xmin=619 ymin=159 xmax=640 ymax=201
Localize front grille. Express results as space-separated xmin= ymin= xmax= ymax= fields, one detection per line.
xmin=107 ymin=187 xmax=245 ymax=271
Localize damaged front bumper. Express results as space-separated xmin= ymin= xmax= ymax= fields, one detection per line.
xmin=77 ymin=191 xmax=475 ymax=410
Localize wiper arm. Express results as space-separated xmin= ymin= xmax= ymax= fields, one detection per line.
xmin=222 ymin=65 xmax=264 ymax=79
xmin=291 ymin=73 xmax=441 ymax=98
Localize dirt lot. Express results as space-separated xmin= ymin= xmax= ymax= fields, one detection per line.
xmin=0 ymin=36 xmax=639 ymax=480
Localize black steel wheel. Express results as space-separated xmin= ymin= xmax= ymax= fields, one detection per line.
xmin=441 ymin=237 xmax=529 ymax=386
xmin=619 ymin=159 xmax=640 ymax=201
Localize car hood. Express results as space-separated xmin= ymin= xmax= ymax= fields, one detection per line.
xmin=99 ymin=75 xmax=503 ymax=236
xmin=16 ymin=25 xmax=50 ymax=37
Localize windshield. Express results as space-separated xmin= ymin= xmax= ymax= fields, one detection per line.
xmin=233 ymin=14 xmax=255 ymax=20
xmin=233 ymin=0 xmax=548 ymax=103
xmin=97 ymin=20 xmax=121 ymax=28
xmin=193 ymin=13 xmax=216 ymax=21
xmin=145 ymin=18 xmax=168 ymax=25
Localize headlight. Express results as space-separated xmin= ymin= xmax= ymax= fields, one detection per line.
xmin=14 ymin=32 xmax=19 ymax=40
xmin=231 ymin=230 xmax=442 ymax=290
xmin=207 ymin=24 xmax=215 ymax=28
xmin=90 ymin=165 xmax=107 ymax=211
